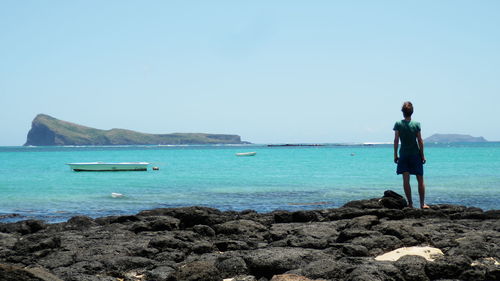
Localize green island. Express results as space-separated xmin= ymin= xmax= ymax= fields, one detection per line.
xmin=24 ymin=114 xmax=246 ymax=146
xmin=424 ymin=133 xmax=488 ymax=143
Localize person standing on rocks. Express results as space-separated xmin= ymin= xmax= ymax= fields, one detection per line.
xmin=393 ymin=101 xmax=430 ymax=209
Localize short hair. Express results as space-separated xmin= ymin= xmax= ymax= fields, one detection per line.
xmin=401 ymin=101 xmax=413 ymax=117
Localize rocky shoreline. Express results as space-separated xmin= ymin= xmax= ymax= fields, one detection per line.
xmin=0 ymin=191 xmax=499 ymax=281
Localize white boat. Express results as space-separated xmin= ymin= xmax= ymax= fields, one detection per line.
xmin=67 ymin=162 xmax=150 ymax=171
xmin=235 ymin=152 xmax=257 ymax=157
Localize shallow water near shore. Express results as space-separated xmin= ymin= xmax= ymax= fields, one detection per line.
xmin=0 ymin=143 xmax=499 ymax=222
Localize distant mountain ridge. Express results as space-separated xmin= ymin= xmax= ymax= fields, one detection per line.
xmin=24 ymin=114 xmax=246 ymax=146
xmin=425 ymin=134 xmax=488 ymax=143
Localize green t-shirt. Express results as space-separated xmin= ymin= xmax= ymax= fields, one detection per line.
xmin=393 ymin=120 xmax=421 ymax=156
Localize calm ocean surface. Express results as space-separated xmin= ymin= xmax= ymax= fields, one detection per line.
xmin=1 ymin=143 xmax=499 ymax=223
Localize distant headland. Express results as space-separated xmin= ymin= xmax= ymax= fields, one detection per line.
xmin=24 ymin=114 xmax=247 ymax=146
xmin=424 ymin=133 xmax=488 ymax=143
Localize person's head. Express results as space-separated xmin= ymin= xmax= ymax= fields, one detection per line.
xmin=401 ymin=101 xmax=413 ymax=118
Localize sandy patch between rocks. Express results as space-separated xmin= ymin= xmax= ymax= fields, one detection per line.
xmin=375 ymin=246 xmax=444 ymax=262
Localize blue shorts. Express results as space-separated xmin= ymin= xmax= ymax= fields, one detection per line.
xmin=397 ymin=154 xmax=423 ymax=175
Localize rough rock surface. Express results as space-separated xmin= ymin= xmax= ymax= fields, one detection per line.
xmin=0 ymin=191 xmax=499 ymax=281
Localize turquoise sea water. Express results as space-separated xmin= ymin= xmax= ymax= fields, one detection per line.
xmin=1 ymin=143 xmax=499 ymax=222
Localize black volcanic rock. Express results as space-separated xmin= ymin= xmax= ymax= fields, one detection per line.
xmin=173 ymin=260 xmax=221 ymax=281
xmin=24 ymin=114 xmax=246 ymax=146
xmin=0 ymin=190 xmax=499 ymax=281
xmin=394 ymin=255 xmax=429 ymax=281
xmin=0 ymin=263 xmax=64 ymax=281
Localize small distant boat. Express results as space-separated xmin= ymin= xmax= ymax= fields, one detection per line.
xmin=111 ymin=192 xmax=124 ymax=198
xmin=235 ymin=152 xmax=256 ymax=157
xmin=67 ymin=162 xmax=150 ymax=171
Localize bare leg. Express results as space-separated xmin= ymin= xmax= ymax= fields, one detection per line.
xmin=416 ymin=175 xmax=429 ymax=209
xmin=402 ymin=172 xmax=413 ymax=208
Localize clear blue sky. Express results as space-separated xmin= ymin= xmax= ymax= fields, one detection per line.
xmin=1 ymin=0 xmax=499 ymax=145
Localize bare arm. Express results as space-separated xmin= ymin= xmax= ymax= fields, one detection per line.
xmin=416 ymin=131 xmax=426 ymax=164
xmin=394 ymin=130 xmax=399 ymax=163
